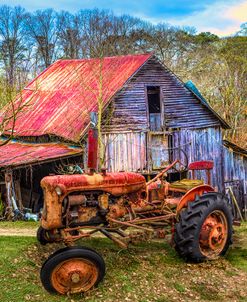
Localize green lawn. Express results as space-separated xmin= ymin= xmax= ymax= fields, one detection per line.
xmin=0 ymin=223 xmax=246 ymax=302
xmin=226 ymin=223 xmax=247 ymax=272
xmin=0 ymin=221 xmax=39 ymax=229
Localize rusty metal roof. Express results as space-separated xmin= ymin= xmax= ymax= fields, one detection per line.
xmin=0 ymin=138 xmax=83 ymax=168
xmin=2 ymin=53 xmax=152 ymax=142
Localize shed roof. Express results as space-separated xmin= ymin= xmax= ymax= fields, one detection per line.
xmin=223 ymin=140 xmax=247 ymax=157
xmin=0 ymin=138 xmax=83 ymax=168
xmin=2 ymin=53 xmax=152 ymax=142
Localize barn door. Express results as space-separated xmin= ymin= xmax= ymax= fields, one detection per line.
xmin=148 ymin=132 xmax=169 ymax=170
xmin=146 ymin=86 xmax=169 ymax=170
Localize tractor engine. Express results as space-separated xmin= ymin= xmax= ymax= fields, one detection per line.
xmin=41 ymin=171 xmax=148 ymax=230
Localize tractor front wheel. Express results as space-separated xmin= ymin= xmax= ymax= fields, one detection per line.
xmin=174 ymin=192 xmax=232 ymax=262
xmin=37 ymin=226 xmax=51 ymax=245
xmin=40 ymin=246 xmax=105 ymax=294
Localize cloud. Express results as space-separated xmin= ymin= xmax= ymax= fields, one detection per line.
xmin=162 ymin=0 xmax=247 ymax=36
xmin=225 ymin=1 xmax=247 ymax=22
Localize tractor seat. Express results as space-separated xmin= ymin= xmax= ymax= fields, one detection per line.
xmin=170 ymin=160 xmax=214 ymax=191
xmin=170 ymin=178 xmax=204 ymax=191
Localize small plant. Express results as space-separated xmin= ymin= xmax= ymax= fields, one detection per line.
xmin=0 ymin=196 xmax=4 ymax=217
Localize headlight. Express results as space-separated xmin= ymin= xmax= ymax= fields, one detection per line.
xmin=55 ymin=186 xmax=63 ymax=195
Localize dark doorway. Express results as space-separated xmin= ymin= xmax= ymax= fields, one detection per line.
xmin=147 ymin=86 xmax=162 ymax=131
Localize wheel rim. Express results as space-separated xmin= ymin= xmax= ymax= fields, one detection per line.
xmin=199 ymin=210 xmax=228 ymax=258
xmin=51 ymin=258 xmax=99 ymax=294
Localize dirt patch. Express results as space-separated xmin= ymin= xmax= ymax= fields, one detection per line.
xmin=0 ymin=228 xmax=36 ymax=236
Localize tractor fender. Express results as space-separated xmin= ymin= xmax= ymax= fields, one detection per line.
xmin=176 ymin=185 xmax=215 ymax=215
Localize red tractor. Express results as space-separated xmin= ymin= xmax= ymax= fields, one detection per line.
xmin=37 ymin=131 xmax=233 ymax=295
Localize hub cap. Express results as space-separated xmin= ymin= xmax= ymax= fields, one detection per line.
xmin=51 ymin=258 xmax=98 ymax=294
xmin=199 ymin=210 xmax=228 ymax=258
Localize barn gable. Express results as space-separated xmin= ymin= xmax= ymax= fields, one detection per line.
xmin=103 ymin=56 xmax=228 ymax=132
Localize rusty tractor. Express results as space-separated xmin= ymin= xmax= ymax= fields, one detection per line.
xmin=37 ymin=130 xmax=233 ymax=295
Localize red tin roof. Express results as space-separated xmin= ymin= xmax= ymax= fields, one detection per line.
xmin=2 ymin=53 xmax=152 ymax=142
xmin=0 ymin=139 xmax=83 ymax=168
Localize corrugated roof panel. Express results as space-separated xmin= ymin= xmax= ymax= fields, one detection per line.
xmin=0 ymin=139 xmax=83 ymax=168
xmin=2 ymin=54 xmax=152 ymax=142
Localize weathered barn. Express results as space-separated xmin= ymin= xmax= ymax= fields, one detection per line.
xmin=0 ymin=53 xmax=246 ymax=215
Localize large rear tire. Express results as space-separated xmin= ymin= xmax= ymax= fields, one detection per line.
xmin=40 ymin=246 xmax=105 ymax=294
xmin=174 ymin=192 xmax=233 ymax=262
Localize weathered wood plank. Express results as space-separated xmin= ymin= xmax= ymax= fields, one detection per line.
xmin=171 ymin=127 xmax=224 ymax=192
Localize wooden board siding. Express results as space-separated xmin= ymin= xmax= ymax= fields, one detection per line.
xmin=101 ymin=127 xmax=224 ymax=190
xmin=102 ymin=82 xmax=148 ymax=131
xmin=103 ymin=57 xmax=221 ymax=132
xmin=171 ymin=127 xmax=224 ymax=192
xmin=223 ymin=146 xmax=247 ymax=195
xmin=102 ymin=131 xmax=147 ymax=172
xmin=101 ymin=131 xmax=170 ymax=173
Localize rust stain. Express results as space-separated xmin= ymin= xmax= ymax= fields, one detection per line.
xmin=41 ymin=172 xmax=146 ymax=196
xmin=41 ymin=171 xmax=146 ymax=229
xmin=199 ymin=210 xmax=228 ymax=257
xmin=51 ymin=258 xmax=99 ymax=294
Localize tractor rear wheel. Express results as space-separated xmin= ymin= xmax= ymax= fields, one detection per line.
xmin=40 ymin=246 xmax=105 ymax=294
xmin=174 ymin=192 xmax=232 ymax=262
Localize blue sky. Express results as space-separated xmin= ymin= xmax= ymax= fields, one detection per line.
xmin=0 ymin=0 xmax=246 ymax=36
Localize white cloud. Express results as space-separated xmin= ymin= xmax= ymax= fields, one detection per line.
xmin=225 ymin=1 xmax=247 ymax=22
xmin=161 ymin=0 xmax=247 ymax=36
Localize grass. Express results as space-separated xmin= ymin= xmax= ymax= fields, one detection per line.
xmin=226 ymin=222 xmax=247 ymax=272
xmin=0 ymin=221 xmax=39 ymax=229
xmin=192 ymin=284 xmax=220 ymax=301
xmin=0 ymin=223 xmax=246 ymax=302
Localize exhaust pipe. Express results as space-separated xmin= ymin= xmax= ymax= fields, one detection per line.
xmin=87 ymin=127 xmax=98 ymax=174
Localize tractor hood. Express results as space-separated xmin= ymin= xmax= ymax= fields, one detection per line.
xmin=41 ymin=172 xmax=146 ymax=197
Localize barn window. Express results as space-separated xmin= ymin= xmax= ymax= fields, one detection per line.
xmin=147 ymin=86 xmax=162 ymax=131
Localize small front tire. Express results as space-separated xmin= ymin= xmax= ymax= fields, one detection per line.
xmin=40 ymin=246 xmax=105 ymax=294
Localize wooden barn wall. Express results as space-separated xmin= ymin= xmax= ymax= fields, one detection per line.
xmin=171 ymin=127 xmax=224 ymax=192
xmin=102 ymin=131 xmax=147 ymax=172
xmin=102 ymin=57 xmax=221 ymax=132
xmin=223 ymin=147 xmax=247 ymax=195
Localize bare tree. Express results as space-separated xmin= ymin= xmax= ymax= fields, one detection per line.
xmin=24 ymin=9 xmax=59 ymax=69
xmin=57 ymin=11 xmax=81 ymax=59
xmin=76 ymin=9 xmax=112 ymax=58
xmin=0 ymin=6 xmax=27 ymax=89
xmin=76 ymin=9 xmax=141 ymax=58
